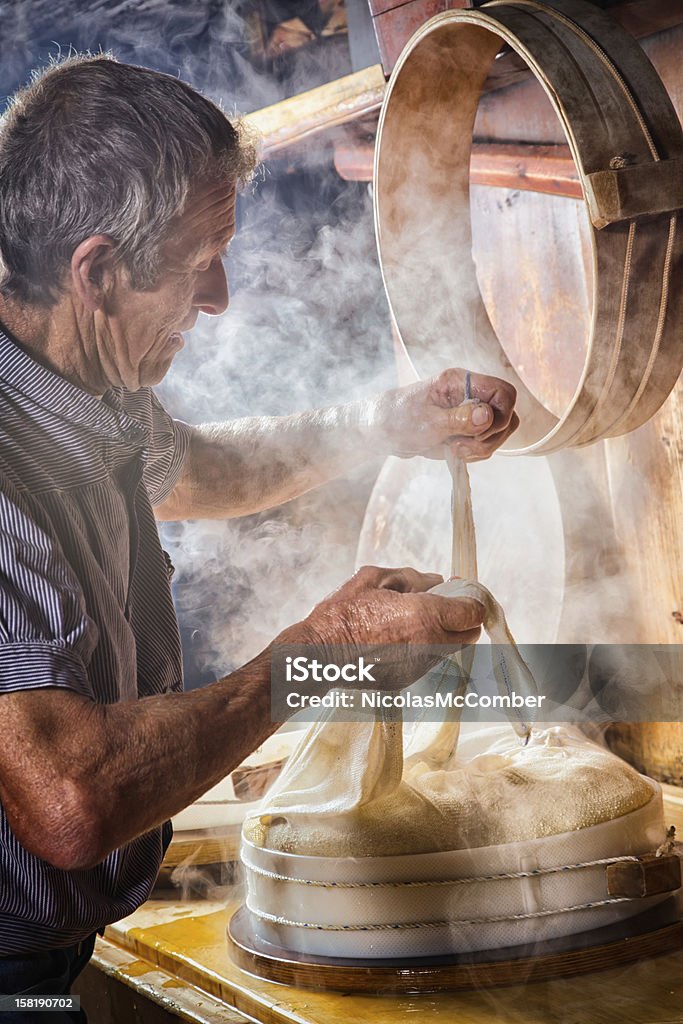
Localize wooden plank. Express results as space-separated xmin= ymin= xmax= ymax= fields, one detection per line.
xmin=662 ymin=783 xmax=683 ymax=832
xmin=471 ymin=143 xmax=581 ymax=196
xmin=77 ymin=934 xmax=249 ymax=1023
xmin=601 ymin=377 xmax=683 ymax=646
xmin=242 ymin=65 xmax=386 ymax=158
xmin=606 ymin=726 xmax=683 ymax=786
xmin=333 ymin=139 xmax=375 ymax=179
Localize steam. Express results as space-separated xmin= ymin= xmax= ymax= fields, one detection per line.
xmin=168 ymin=856 xmax=240 ymax=902
xmin=161 ymin=178 xmax=397 ymax=680
xmin=2 ymin=2 xmax=672 ymax=727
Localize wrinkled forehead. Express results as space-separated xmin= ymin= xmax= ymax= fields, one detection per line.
xmin=168 ymin=177 xmax=237 ymax=258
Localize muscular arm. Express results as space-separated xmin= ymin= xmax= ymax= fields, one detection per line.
xmin=155 ymin=369 xmax=518 ymax=521
xmin=155 ymin=404 xmax=382 ymax=520
xmin=0 ymin=567 xmax=484 ymax=871
xmin=0 ymin=648 xmax=278 ymax=871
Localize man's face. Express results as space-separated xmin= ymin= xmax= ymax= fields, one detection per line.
xmin=94 ymin=178 xmax=236 ymax=391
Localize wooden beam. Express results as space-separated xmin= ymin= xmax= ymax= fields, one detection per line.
xmin=335 ymin=140 xmax=582 ymax=198
xmin=242 ymin=65 xmax=386 ymax=159
xmin=471 ymin=143 xmax=582 ymax=197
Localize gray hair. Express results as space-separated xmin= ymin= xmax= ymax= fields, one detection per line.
xmin=0 ymin=54 xmax=258 ymax=307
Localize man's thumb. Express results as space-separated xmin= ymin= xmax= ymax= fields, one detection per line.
xmin=447 ymin=401 xmax=493 ymax=434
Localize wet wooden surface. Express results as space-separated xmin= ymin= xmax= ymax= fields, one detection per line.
xmin=104 ymin=901 xmax=683 ymax=1023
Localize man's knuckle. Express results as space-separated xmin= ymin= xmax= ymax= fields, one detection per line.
xmin=501 ymin=381 xmax=517 ymax=405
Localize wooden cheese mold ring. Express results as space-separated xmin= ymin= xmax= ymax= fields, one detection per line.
xmin=374 ymin=0 xmax=683 ymax=455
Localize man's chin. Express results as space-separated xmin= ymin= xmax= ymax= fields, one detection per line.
xmin=139 ymin=336 xmax=185 ymax=388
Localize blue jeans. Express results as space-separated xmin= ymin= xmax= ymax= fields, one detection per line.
xmin=0 ymin=933 xmax=96 ymax=1023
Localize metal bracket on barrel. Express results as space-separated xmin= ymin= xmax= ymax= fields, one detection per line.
xmin=585 ymin=157 xmax=683 ymax=229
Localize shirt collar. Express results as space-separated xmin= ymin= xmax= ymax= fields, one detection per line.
xmin=0 ymin=325 xmax=150 ymax=448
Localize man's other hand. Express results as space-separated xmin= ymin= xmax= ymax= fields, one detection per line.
xmin=279 ymin=565 xmax=484 ymax=691
xmin=373 ymin=367 xmax=519 ymax=462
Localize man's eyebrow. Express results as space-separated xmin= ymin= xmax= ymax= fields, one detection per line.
xmin=211 ymin=228 xmax=235 ymax=255
xmin=191 ymin=233 xmax=233 ymax=264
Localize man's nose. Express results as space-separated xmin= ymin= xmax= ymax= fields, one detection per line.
xmin=194 ymin=258 xmax=229 ymax=316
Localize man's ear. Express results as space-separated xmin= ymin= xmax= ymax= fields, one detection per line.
xmin=70 ymin=235 xmax=118 ymax=311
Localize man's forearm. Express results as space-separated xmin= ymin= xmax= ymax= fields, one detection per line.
xmin=0 ymin=648 xmax=283 ymax=869
xmin=92 ymin=651 xmax=279 ymax=857
xmin=156 ymin=370 xmax=517 ymax=522
xmin=157 ymin=400 xmax=386 ymax=520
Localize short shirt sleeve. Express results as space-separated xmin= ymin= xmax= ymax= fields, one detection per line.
xmin=119 ymin=389 xmax=192 ymax=507
xmin=0 ymin=481 xmax=97 ymax=699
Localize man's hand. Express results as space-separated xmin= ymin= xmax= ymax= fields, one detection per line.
xmin=373 ymin=367 xmax=519 ymax=463
xmin=280 ymin=565 xmax=484 ymax=691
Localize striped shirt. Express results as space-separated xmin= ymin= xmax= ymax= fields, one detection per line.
xmin=0 ymin=326 xmax=191 ymax=955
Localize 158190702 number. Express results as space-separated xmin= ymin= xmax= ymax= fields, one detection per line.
xmin=0 ymin=995 xmax=80 ymax=1012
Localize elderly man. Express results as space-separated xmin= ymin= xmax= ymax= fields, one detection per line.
xmin=0 ymin=55 xmax=517 ymax=1005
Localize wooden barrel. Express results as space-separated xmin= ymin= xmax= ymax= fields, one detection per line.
xmin=373 ymin=0 xmax=683 ymax=454
xmin=364 ymin=7 xmax=683 ymax=773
